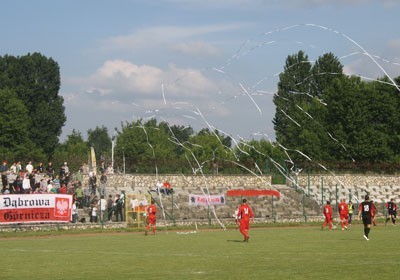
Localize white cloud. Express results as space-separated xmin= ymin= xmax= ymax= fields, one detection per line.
xmin=100 ymin=23 xmax=248 ymax=55
xmin=170 ymin=41 xmax=221 ymax=57
xmin=62 ymin=59 xmax=236 ymax=114
xmin=92 ymin=60 xmax=164 ymax=94
xmin=387 ymin=39 xmax=400 ymax=51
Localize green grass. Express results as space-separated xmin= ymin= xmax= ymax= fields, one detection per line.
xmin=1 ymin=224 xmax=399 ymax=280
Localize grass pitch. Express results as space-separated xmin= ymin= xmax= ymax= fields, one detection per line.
xmin=0 ymin=224 xmax=399 ymax=279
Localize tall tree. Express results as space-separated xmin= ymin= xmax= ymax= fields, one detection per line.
xmin=87 ymin=126 xmax=112 ymax=162
xmin=53 ymin=130 xmax=88 ymax=173
xmin=0 ymin=89 xmax=32 ymax=160
xmin=273 ymin=51 xmax=312 ymax=151
xmin=0 ymin=53 xmax=66 ymax=156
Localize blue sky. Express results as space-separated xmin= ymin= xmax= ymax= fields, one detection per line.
xmin=1 ymin=0 xmax=399 ymax=142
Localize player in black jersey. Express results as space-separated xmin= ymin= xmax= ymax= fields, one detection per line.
xmin=358 ymin=195 xmax=372 ymax=241
xmin=385 ymin=198 xmax=397 ymax=226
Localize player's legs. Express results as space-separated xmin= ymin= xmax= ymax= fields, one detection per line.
xmin=340 ymin=215 xmax=345 ymax=229
xmin=322 ymin=216 xmax=329 ymax=229
xmin=151 ymin=217 xmax=156 ymax=234
xmin=362 ymin=217 xmax=372 ymax=240
xmin=145 ymin=217 xmax=156 ymax=235
xmin=239 ymin=219 xmax=250 ymax=241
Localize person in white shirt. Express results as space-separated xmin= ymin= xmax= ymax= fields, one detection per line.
xmin=97 ymin=195 xmax=107 ymax=222
xmin=71 ymin=201 xmax=78 ymax=223
xmin=25 ymin=161 xmax=34 ymax=174
xmin=153 ymin=180 xmax=165 ymax=195
xmin=22 ymin=173 xmax=31 ymax=193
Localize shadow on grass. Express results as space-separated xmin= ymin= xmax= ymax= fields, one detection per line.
xmin=227 ymin=239 xmax=245 ymax=242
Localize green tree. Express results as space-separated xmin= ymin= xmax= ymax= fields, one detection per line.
xmin=273 ymin=51 xmax=312 ymax=151
xmin=0 ymin=53 xmax=66 ymax=156
xmin=235 ymin=139 xmax=285 ymax=174
xmin=187 ymin=128 xmax=233 ymax=173
xmin=53 ymin=130 xmax=88 ymax=173
xmin=0 ymin=89 xmax=34 ymax=160
xmin=87 ymin=126 xmax=112 ymax=162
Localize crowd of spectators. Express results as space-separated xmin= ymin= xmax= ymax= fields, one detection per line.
xmin=0 ymin=160 xmax=77 ymax=195
xmin=0 ymin=160 xmax=124 ymax=223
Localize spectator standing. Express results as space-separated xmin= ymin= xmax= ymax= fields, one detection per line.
xmin=91 ymin=205 xmax=98 ymax=223
xmin=10 ymin=162 xmax=17 ymax=174
xmin=114 ymin=194 xmax=124 ymax=222
xmin=25 ymin=161 xmax=34 ymax=174
xmin=90 ymin=195 xmax=99 ymax=222
xmin=16 ymin=161 xmax=22 ymax=174
xmin=71 ymin=201 xmax=78 ymax=223
xmin=100 ymin=172 xmax=107 ymax=196
xmin=34 ymin=170 xmax=42 ymax=191
xmin=36 ymin=162 xmax=44 ymax=173
xmin=83 ymin=185 xmax=91 ymax=207
xmin=107 ymin=195 xmax=114 ymax=221
xmin=46 ymin=162 xmax=54 ymax=179
xmin=22 ymin=173 xmax=31 ymax=193
xmin=53 ymin=175 xmax=61 ymax=189
xmin=1 ymin=161 xmax=8 ymax=192
xmin=29 ymin=172 xmax=35 ymax=191
xmin=81 ymin=163 xmax=89 ymax=175
xmin=75 ymin=184 xmax=83 ymax=208
xmin=347 ymin=200 xmax=354 ymax=225
xmin=46 ymin=181 xmax=53 ymax=193
xmin=89 ymin=172 xmax=97 ymax=195
xmin=7 ymin=171 xmax=17 ymax=194
xmin=74 ymin=168 xmax=83 ymax=183
xmin=98 ymin=195 xmax=107 ymax=222
xmin=59 ymin=184 xmax=67 ymax=194
xmin=106 ymin=164 xmax=113 ymax=174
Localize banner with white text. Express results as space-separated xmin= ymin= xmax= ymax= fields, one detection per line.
xmin=0 ymin=194 xmax=73 ymax=224
xmin=189 ymin=194 xmax=225 ymax=206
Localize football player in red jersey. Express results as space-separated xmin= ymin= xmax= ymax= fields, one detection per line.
xmin=237 ymin=199 xmax=254 ymax=242
xmin=145 ymin=199 xmax=157 ymax=235
xmin=321 ymin=201 xmax=333 ymax=230
xmin=338 ymin=198 xmax=349 ymax=230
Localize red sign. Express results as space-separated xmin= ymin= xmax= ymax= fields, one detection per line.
xmin=226 ymin=189 xmax=280 ymax=198
xmin=0 ymin=194 xmax=73 ymax=224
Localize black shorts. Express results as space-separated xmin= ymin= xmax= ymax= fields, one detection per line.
xmin=388 ymin=210 xmax=395 ymax=216
xmin=362 ymin=216 xmax=371 ymax=225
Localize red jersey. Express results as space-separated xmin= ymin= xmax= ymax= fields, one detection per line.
xmin=147 ymin=204 xmax=157 ymax=217
xmin=338 ymin=202 xmax=349 ymax=215
xmin=238 ymin=203 xmax=254 ymax=220
xmin=323 ymin=204 xmax=333 ymax=217
xmin=371 ymin=203 xmax=377 ymax=216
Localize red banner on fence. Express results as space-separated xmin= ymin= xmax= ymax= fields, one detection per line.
xmin=226 ymin=189 xmax=280 ymax=198
xmin=0 ymin=194 xmax=73 ymax=224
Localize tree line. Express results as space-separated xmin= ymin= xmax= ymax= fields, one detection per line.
xmin=1 ymin=52 xmax=399 ymax=175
